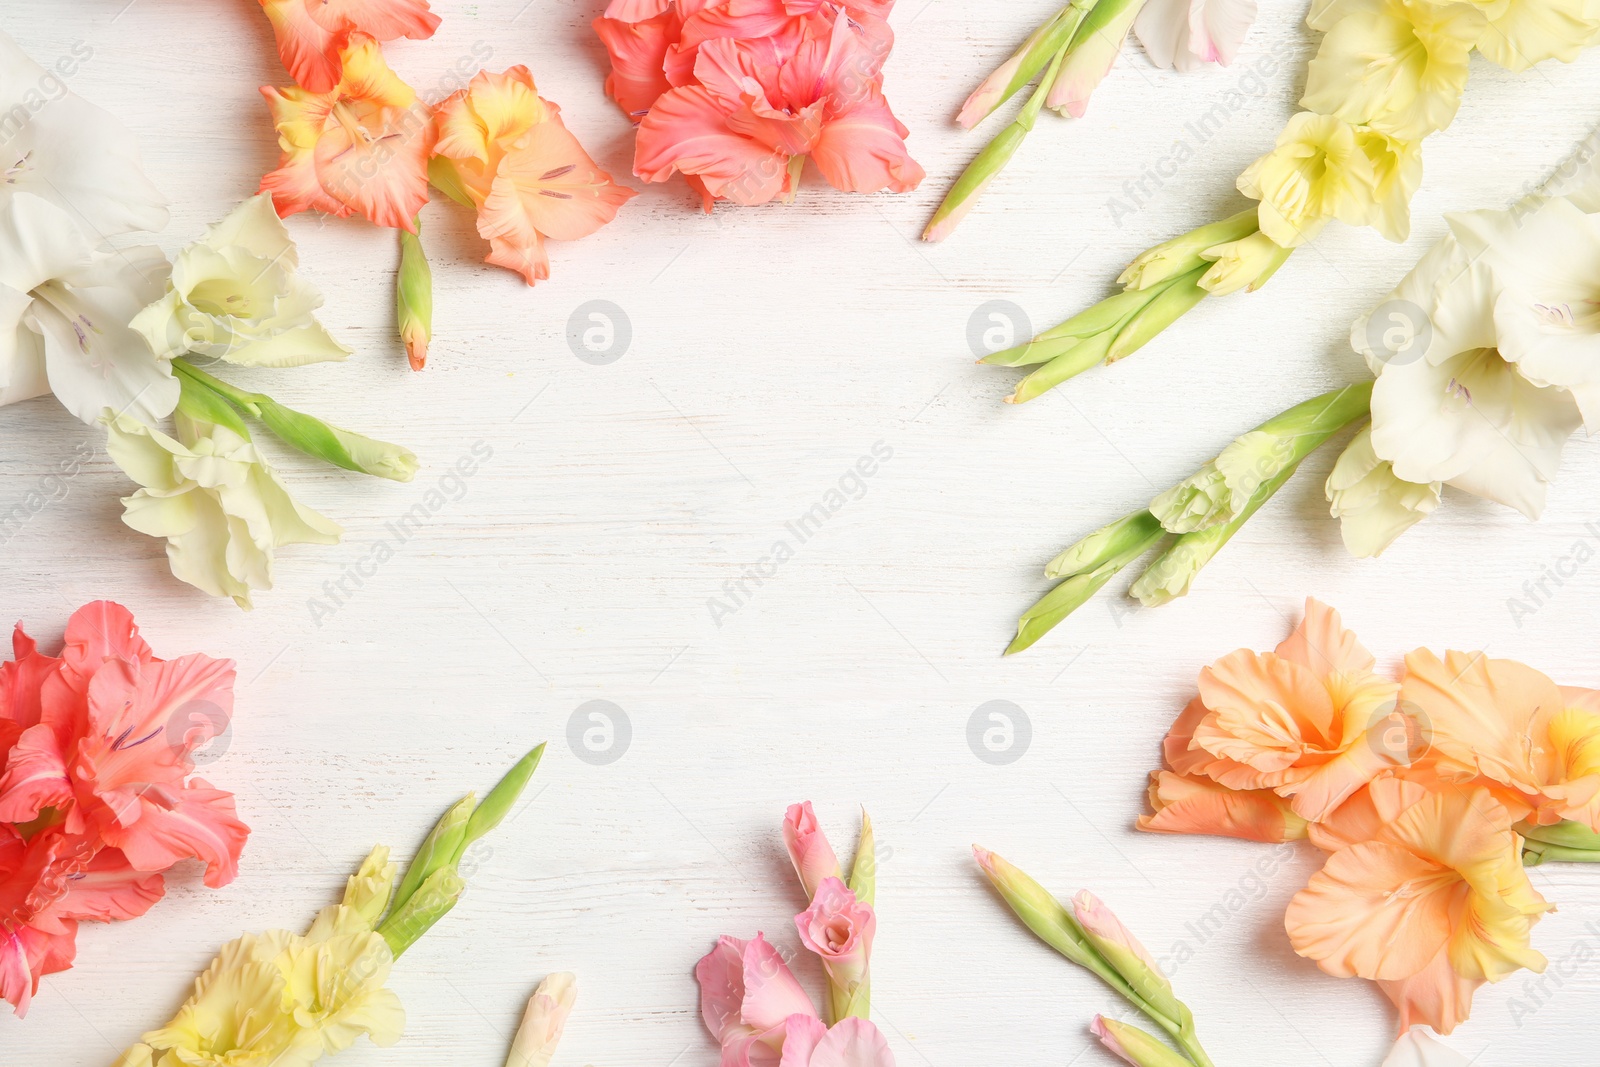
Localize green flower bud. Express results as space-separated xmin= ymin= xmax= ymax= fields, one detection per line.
xmin=378 ymin=865 xmax=466 ymax=958
xmin=391 ymin=794 xmax=476 ymax=917
xmin=254 ymin=398 xmax=419 ymax=483
xmin=1118 ymin=209 xmax=1261 ymax=290
xmin=461 ymin=743 xmax=546 ymax=858
xmin=396 ymin=219 xmax=432 ymax=371
xmin=848 ymin=809 xmax=876 ymax=908
xmin=1092 ymin=1017 xmax=1194 ymax=1067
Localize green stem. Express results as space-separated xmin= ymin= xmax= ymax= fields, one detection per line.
xmin=172 ymin=358 xmax=265 ymax=415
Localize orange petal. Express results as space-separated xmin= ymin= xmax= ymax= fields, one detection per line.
xmin=262 ymin=0 xmax=346 ymax=94
xmin=1285 ymin=839 xmax=1456 ymax=981
xmin=485 ymin=233 xmax=550 ymax=287
xmin=1310 ymin=778 xmax=1432 ymax=852
xmin=480 ymin=120 xmax=636 ymax=248
xmin=633 ymin=85 xmax=790 ymax=204
xmin=1136 ymin=771 xmax=1308 ymax=843
xmin=1377 ymin=940 xmax=1483 ymax=1035
xmin=1275 ymin=598 xmax=1376 ymax=676
xmin=1196 ymin=650 xmax=1338 ymax=778
xmin=810 ymin=86 xmax=924 ymax=195
xmin=326 ymin=0 xmax=441 ymax=41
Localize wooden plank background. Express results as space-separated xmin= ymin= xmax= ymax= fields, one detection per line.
xmin=4 ymin=1 xmax=1600 ymax=1064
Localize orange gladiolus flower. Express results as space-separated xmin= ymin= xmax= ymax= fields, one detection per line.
xmin=259 ymin=34 xmax=435 ymax=232
xmin=1401 ymin=649 xmax=1600 ymax=830
xmin=260 ymin=0 xmax=441 ymax=93
xmin=1160 ymin=598 xmax=1405 ymax=822
xmin=1285 ymin=780 xmax=1550 ymax=1035
xmin=430 ymin=68 xmax=636 ymax=285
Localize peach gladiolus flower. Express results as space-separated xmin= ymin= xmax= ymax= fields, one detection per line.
xmin=1285 ymin=780 xmax=1550 ymax=1035
xmin=260 ymin=0 xmax=440 ymax=93
xmin=430 ymin=68 xmax=636 ymax=286
xmin=1401 ymin=649 xmax=1600 ymax=829
xmin=1164 ymin=598 xmax=1404 ymax=822
xmin=1138 ymin=770 xmax=1309 ymax=842
xmin=260 ymin=34 xmax=435 ymax=232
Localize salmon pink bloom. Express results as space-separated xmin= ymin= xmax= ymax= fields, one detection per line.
xmin=1161 ymin=598 xmax=1405 ymax=822
xmin=429 ymin=67 xmax=635 ymax=286
xmin=1400 ymin=649 xmax=1600 ymax=830
xmin=695 ymin=932 xmax=820 ymax=1063
xmin=622 ymin=3 xmax=922 ymax=208
xmin=260 ymin=0 xmax=441 ymax=93
xmin=260 ymin=34 xmax=435 ymax=232
xmin=1285 ymin=780 xmax=1550 ymax=1034
xmin=782 ymin=801 xmax=842 ymax=899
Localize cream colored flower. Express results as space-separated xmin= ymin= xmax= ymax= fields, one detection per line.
xmin=104 ymin=412 xmax=342 ymax=609
xmin=1238 ymin=113 xmax=1378 ymax=246
xmin=279 ymin=907 xmax=406 ymax=1060
xmin=505 ymin=972 xmax=578 ymax=1067
xmin=1463 ymin=0 xmax=1600 ymax=72
xmin=131 ymin=194 xmax=350 ymax=367
xmin=141 ymin=932 xmax=305 ymax=1067
xmin=1301 ymin=0 xmax=1483 ymax=141
xmin=1355 ymin=127 xmax=1423 ymax=241
xmin=1326 ymin=425 xmax=1441 ymax=556
xmin=341 ymin=846 xmax=398 ymax=929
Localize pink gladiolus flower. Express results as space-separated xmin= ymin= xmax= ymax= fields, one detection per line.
xmin=696 ymin=932 xmax=821 ymax=1063
xmin=260 ymin=0 xmax=441 ymax=93
xmin=430 ymin=67 xmax=636 ymax=286
xmin=0 ymin=602 xmax=248 ymax=1015
xmin=782 ymin=801 xmax=842 ymax=899
xmin=794 ymin=877 xmax=875 ymax=999
xmin=259 ymin=34 xmax=436 ymax=232
xmin=777 ymin=1015 xmax=896 ymax=1067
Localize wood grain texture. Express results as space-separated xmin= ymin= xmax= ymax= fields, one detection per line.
xmin=4 ymin=1 xmax=1600 ymax=1064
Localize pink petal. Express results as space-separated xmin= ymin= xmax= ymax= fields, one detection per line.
xmin=810 ymin=87 xmax=923 ymax=195
xmin=696 ymin=935 xmax=752 ymax=1045
xmin=808 ymin=1018 xmax=895 ymax=1067
xmin=634 ymin=86 xmax=791 ymax=204
xmin=740 ymin=933 xmax=818 ymax=1031
xmin=0 ymin=723 xmax=73 ymax=824
xmin=594 ymin=11 xmax=679 ymax=120
xmin=98 ymin=779 xmax=249 ymax=888
xmin=61 ymin=601 xmax=152 ymax=687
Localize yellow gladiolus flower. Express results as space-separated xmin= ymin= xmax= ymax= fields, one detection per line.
xmin=1464 ymin=0 xmax=1600 ymax=71
xmin=1237 ymin=112 xmax=1379 ymax=247
xmin=141 ymin=932 xmax=303 ymax=1067
xmin=1302 ymin=0 xmax=1484 ymax=141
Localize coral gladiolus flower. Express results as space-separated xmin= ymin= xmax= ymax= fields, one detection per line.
xmin=1161 ymin=598 xmax=1405 ymax=822
xmin=430 ymin=68 xmax=636 ymax=285
xmin=1285 ymin=780 xmax=1550 ymax=1035
xmin=0 ymin=602 xmax=247 ymax=1015
xmin=260 ymin=0 xmax=441 ymax=93
xmin=260 ymin=34 xmax=435 ymax=232
xmin=1401 ymin=650 xmax=1600 ymax=830
xmin=632 ymin=13 xmax=923 ymax=208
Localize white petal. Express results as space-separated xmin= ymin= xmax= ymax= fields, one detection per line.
xmin=31 ymin=275 xmax=178 ymax=426
xmin=1134 ymin=0 xmax=1191 ymax=68
xmin=0 ymin=31 xmax=168 ymax=240
xmin=222 ymin=324 xmax=352 ymax=367
xmin=1381 ymin=1031 xmax=1471 ymax=1067
xmin=203 ymin=194 xmax=298 ymax=269
xmin=0 ymin=284 xmax=47 ymax=408
xmin=1189 ymin=0 xmax=1258 ymax=66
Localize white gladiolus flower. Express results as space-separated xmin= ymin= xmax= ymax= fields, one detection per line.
xmin=0 ymin=30 xmax=168 ymax=246
xmin=104 ymin=412 xmax=342 ymax=609
xmin=1381 ymin=1030 xmax=1470 ymax=1067
xmin=131 ymin=194 xmax=351 ymax=367
xmin=1135 ymin=0 xmax=1259 ymax=71
xmin=0 ymin=193 xmax=175 ymax=424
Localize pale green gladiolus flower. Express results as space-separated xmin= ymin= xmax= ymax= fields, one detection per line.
xmin=131 ymin=194 xmax=351 ymax=367
xmin=1150 ymin=430 xmax=1294 ymax=534
xmin=392 ymin=794 xmax=476 ymax=917
xmin=104 ymin=410 xmax=342 ymax=610
xmin=343 ymin=846 xmax=398 ymax=929
xmin=1198 ymin=231 xmax=1294 ymax=296
xmin=1326 ymin=425 xmax=1440 ymax=558
xmin=1118 ymin=208 xmax=1259 ymax=290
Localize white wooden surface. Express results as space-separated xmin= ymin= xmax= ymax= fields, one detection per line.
xmin=5 ymin=2 xmax=1600 ymax=1064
